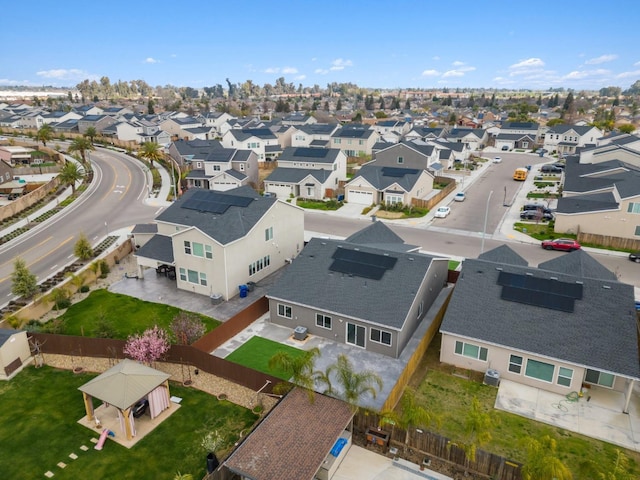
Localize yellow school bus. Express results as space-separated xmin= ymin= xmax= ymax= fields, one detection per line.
xmin=513 ymin=168 xmax=528 ymax=181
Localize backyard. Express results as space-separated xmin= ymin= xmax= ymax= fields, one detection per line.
xmin=0 ymin=366 xmax=257 ymax=479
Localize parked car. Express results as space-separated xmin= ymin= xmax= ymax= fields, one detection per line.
xmin=493 ymin=156 xmax=502 ymax=163
xmin=522 ymin=204 xmax=553 ymax=215
xmin=454 ymin=192 xmax=466 ymax=202
xmin=541 ymin=238 xmax=581 ymax=252
xmin=434 ymin=206 xmax=451 ymax=218
xmin=501 ymin=145 xmax=509 ymax=151
xmin=629 ymin=252 xmax=640 ymax=263
xmin=520 ymin=210 xmax=554 ymax=221
xmin=541 ymin=164 xmax=563 ymax=174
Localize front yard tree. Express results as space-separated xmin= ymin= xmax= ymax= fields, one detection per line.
xmin=11 ymin=258 xmax=38 ymax=299
xmin=521 ymin=435 xmax=573 ymax=480
xmin=68 ymin=136 xmax=94 ymax=163
xmin=59 ymin=161 xmax=83 ymax=194
xmin=138 ymin=141 xmax=163 ymax=167
xmin=36 ymin=124 xmax=54 ymax=147
xmin=124 ymin=325 xmax=170 ymax=366
xmin=74 ymin=232 xmax=94 ymax=260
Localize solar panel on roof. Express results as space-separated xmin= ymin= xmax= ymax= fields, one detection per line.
xmin=381 ymin=167 xmax=420 ymax=177
xmin=293 ymin=148 xmax=329 ymax=158
xmin=329 ymin=259 xmax=386 ymax=280
xmin=332 ymin=248 xmax=398 ymax=269
xmin=501 ymin=286 xmax=575 ymax=312
xmin=497 ymin=271 xmax=582 ymax=299
xmin=182 ymin=190 xmax=253 ymax=214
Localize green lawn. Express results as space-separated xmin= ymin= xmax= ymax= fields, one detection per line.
xmin=50 ymin=289 xmax=220 ymax=339
xmin=225 ymin=336 xmax=308 ymax=380
xmin=408 ymin=336 xmax=640 ymax=478
xmin=0 ymin=366 xmax=257 ymax=479
xmin=296 ymin=199 xmax=343 ymax=210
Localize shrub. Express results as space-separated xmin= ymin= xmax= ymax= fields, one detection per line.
xmin=99 ymin=260 xmax=110 ymax=278
xmin=79 ymin=285 xmax=90 ymax=293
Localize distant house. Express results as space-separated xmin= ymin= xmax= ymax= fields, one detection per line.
xmin=74 ymin=105 xmax=104 ymax=117
xmin=281 ymin=112 xmax=318 ymax=126
xmin=267 ymin=222 xmax=449 ymax=358
xmin=133 ymin=187 xmax=304 ymax=300
xmin=0 ymin=146 xmax=35 ymax=166
xmin=159 ymin=116 xmax=203 ymax=140
xmin=494 ymin=133 xmax=536 ymax=151
xmin=403 ymin=126 xmax=447 ymax=142
xmin=330 ymin=124 xmax=380 ymax=157
xmin=290 ymin=123 xmax=340 ymax=148
xmin=264 ymin=147 xmax=347 ymax=199
xmin=443 ymin=128 xmax=488 ymax=151
xmin=439 ymin=245 xmax=639 ymax=412
xmin=372 ymin=141 xmax=440 ymax=171
xmin=41 ymin=111 xmax=82 ymax=125
xmin=542 ymin=124 xmax=602 ymax=155
xmin=168 ymin=139 xmax=259 ymax=191
xmin=200 ymin=112 xmax=234 ymax=137
xmin=499 ymin=121 xmax=540 ymax=139
xmin=371 ymin=120 xmax=411 ymax=137
xmin=77 ymin=115 xmax=117 ymax=134
xmin=221 ymin=128 xmax=280 ymax=162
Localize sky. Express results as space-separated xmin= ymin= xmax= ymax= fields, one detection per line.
xmin=1 ymin=0 xmax=639 ymax=92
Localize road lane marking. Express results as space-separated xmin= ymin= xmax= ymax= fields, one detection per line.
xmin=0 ymin=236 xmax=54 ymax=269
xmin=0 ymin=235 xmax=75 ymax=285
xmin=50 ymin=264 xmax=58 ymax=270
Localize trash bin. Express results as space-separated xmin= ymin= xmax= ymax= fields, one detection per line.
xmin=238 ymin=285 xmax=248 ymax=298
xmin=246 ymin=281 xmax=256 ymax=292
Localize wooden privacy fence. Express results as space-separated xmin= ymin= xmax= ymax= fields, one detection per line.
xmin=354 ymin=412 xmax=523 ymax=480
xmin=577 ymin=232 xmax=640 ymax=251
xmin=411 ymin=176 xmax=456 ymax=211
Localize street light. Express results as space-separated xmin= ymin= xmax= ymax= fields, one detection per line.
xmin=480 ymin=190 xmax=493 ymax=254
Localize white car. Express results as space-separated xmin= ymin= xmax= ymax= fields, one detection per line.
xmin=493 ymin=156 xmax=502 ymax=163
xmin=434 ymin=206 xmax=451 ymax=218
xmin=454 ymin=192 xmax=466 ymax=202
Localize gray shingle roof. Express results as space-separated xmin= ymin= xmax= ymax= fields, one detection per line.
xmin=350 ymin=164 xmax=424 ymax=191
xmin=135 ymin=234 xmax=174 ymax=264
xmin=538 ymin=249 xmax=618 ymax=281
xmin=478 ymin=244 xmax=529 ymax=266
xmin=345 ymin=221 xmax=419 ymax=252
xmin=331 ymin=124 xmax=374 ymax=139
xmin=131 ymin=223 xmax=158 ymax=234
xmin=556 ymin=192 xmax=618 ymax=214
xmin=278 ymin=147 xmax=340 ymax=164
xmin=440 ymin=254 xmax=639 ymax=379
xmin=547 ymin=124 xmax=597 ymax=135
xmin=297 ymin=123 xmax=338 ymax=135
xmin=154 ymin=186 xmax=275 ymax=245
xmin=267 ymin=237 xmax=435 ymax=330
xmin=265 ymin=167 xmax=332 ymax=184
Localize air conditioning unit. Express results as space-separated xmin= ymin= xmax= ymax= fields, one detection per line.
xmin=293 ymin=326 xmax=308 ymax=341
xmin=484 ymin=369 xmax=500 ymax=387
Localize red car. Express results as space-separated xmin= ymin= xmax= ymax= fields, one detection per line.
xmin=541 ymin=238 xmax=581 ymax=252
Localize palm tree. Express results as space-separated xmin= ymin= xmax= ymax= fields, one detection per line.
xmin=137 ymin=141 xmax=163 ymax=167
xmin=458 ymin=397 xmax=493 ymax=467
xmin=321 ymin=354 xmax=382 ymax=409
xmin=268 ymin=347 xmax=321 ymax=401
xmin=68 ymin=136 xmax=94 ymax=163
xmin=36 ymin=124 xmax=54 ymax=147
xmin=84 ymin=126 xmax=97 ymax=144
xmin=521 ymin=435 xmax=573 ymax=480
xmin=59 ymin=161 xmax=83 ymax=194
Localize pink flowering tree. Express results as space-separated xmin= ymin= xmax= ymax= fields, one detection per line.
xmin=124 ymin=325 xmax=170 ymax=365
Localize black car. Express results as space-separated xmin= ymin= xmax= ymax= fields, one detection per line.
xmin=520 ymin=210 xmax=554 ymax=221
xmin=629 ymin=252 xmax=640 ymax=263
xmin=522 ymin=204 xmax=553 ymax=215
xmin=541 ymin=164 xmax=563 ymax=174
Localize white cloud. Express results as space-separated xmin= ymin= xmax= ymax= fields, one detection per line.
xmin=0 ymin=78 xmax=33 ymax=86
xmin=452 ymin=60 xmax=465 ymax=67
xmin=432 ymin=56 xmax=440 ymax=61
xmin=265 ymin=67 xmax=280 ymax=74
xmin=330 ymin=58 xmax=353 ymax=71
xmin=634 ymin=61 xmax=640 ymax=67
xmin=562 ymin=69 xmax=609 ymax=80
xmin=442 ymin=70 xmax=465 ymax=78
xmin=144 ymin=57 xmax=159 ymax=64
xmin=282 ymin=67 xmax=298 ymax=74
xmin=585 ymin=54 xmax=618 ymax=65
xmin=616 ymin=70 xmax=640 ymax=79
xmin=315 ymin=68 xmax=329 ymax=75
xmin=170 ymin=53 xmax=177 ymax=58
xmin=421 ymin=69 xmax=440 ymax=77
xmin=36 ymin=69 xmax=95 ymax=81
xmin=509 ymin=58 xmax=545 ymax=70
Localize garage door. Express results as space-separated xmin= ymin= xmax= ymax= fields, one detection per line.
xmin=348 ymin=190 xmax=374 ymax=205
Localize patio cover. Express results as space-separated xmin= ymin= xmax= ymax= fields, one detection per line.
xmin=78 ymin=359 xmax=171 ymax=439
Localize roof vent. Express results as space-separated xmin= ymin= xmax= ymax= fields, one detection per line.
xmin=550 ymin=276 xmax=558 ymax=281
xmin=575 ymin=280 xmax=583 ymax=284
xmin=602 ymin=285 xmax=611 ymax=289
xmin=525 ymin=272 xmax=533 ymax=276
xmin=409 ymin=257 xmax=414 ymax=261
xmin=495 ymin=267 xmax=503 ymax=271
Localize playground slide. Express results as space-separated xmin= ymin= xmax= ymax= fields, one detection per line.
xmin=95 ymin=429 xmax=112 ymax=450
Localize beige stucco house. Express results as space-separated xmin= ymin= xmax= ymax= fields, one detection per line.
xmin=133 ymin=187 xmax=304 ymax=300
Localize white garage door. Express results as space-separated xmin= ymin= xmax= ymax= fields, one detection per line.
xmin=265 ymin=184 xmax=292 ymax=199
xmin=348 ymin=189 xmax=374 ymax=205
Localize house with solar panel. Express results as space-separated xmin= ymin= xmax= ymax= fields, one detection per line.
xmin=290 ymin=123 xmax=340 ymax=148
xmin=267 ymin=221 xmax=449 ymax=358
xmin=221 ymin=128 xmax=281 ymax=162
xmin=132 ymin=186 xmax=304 ymax=300
xmin=330 ymin=124 xmax=380 ymax=157
xmin=439 ymin=245 xmax=639 ymax=411
xmin=263 ymin=147 xmax=347 ymax=200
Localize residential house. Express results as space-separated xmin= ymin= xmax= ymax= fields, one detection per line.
xmin=200 ymin=111 xmax=234 ymax=137
xmin=169 ymin=139 xmax=259 ymax=190
xmin=74 ymin=105 xmax=104 ymax=116
xmin=133 ymin=186 xmax=304 ymax=300
xmin=443 ymin=128 xmax=488 ymax=151
xmin=330 ymin=124 xmax=380 ymax=157
xmin=159 ymin=116 xmax=203 ymax=140
xmin=273 ymin=124 xmax=295 ymax=149
xmin=404 ymin=126 xmax=447 ymax=142
xmin=439 ymin=245 xmax=639 ymax=411
xmin=267 ymin=221 xmax=449 ymax=358
xmin=77 ymin=115 xmax=117 ymax=135
xmin=430 ymin=138 xmax=469 ymax=162
xmin=281 ymin=112 xmax=318 ymax=126
xmin=221 ymin=128 xmax=280 ymax=162
xmin=0 ymin=159 xmax=14 ymax=185
xmin=0 ymin=146 xmax=35 ymax=166
xmin=499 ymin=121 xmax=540 ymax=139
xmin=263 ymin=147 xmax=347 ymax=199
xmin=345 ymin=162 xmax=434 ymax=206
xmin=494 ymin=133 xmax=536 ymax=151
xmin=372 ymin=141 xmax=440 ymax=171
xmin=52 ymin=118 xmax=80 ymax=134
xmin=102 ymin=106 xmax=134 ymax=116
xmin=542 ymin=124 xmax=603 ymax=155
xmin=290 ymin=123 xmax=340 ymax=148
xmin=371 ymin=120 xmax=411 ymax=137
xmin=0 ymin=329 xmax=31 ymax=380
xmin=41 ymin=111 xmax=82 ymax=125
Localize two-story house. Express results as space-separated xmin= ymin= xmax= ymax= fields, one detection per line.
xmin=542 ymin=125 xmax=603 ymax=155
xmin=330 ymin=124 xmax=380 ymax=157
xmin=221 ymin=128 xmax=281 ymax=162
xmin=290 ymin=123 xmax=340 ymax=148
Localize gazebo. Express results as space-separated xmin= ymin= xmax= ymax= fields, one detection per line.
xmin=78 ymin=359 xmax=172 ymax=441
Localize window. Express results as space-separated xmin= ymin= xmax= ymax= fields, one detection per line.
xmin=627 ymin=203 xmax=640 ymax=214
xmin=249 ymin=255 xmax=270 ymax=276
xmin=386 ymin=195 xmax=402 ymax=205
xmin=277 ymin=304 xmax=292 ymax=319
xmin=585 ymin=369 xmax=615 ymax=388
xmin=334 ymin=138 xmax=341 ymax=145
xmin=192 ymin=242 xmax=204 ymax=257
xmin=454 ymin=341 xmax=487 ymax=361
xmin=508 ymin=355 xmax=523 ymax=374
xmin=370 ymin=328 xmax=392 ymax=346
xmin=184 ymin=241 xmax=191 ymax=255
xmin=205 ymin=245 xmax=213 ymax=259
xmin=265 ymin=227 xmax=273 ymax=241
xmin=557 ymin=367 xmax=573 ymax=387
xmin=397 ymin=156 xmax=404 ymax=164
xmin=525 ymin=359 xmax=554 ymax=383
xmin=239 ymin=163 xmax=245 ymax=171
xmin=213 ymin=165 xmax=221 ymax=171
xmin=187 ymin=269 xmax=198 ymax=284
xmin=179 ymin=267 xmax=186 ymax=281
xmin=316 ymin=314 xmax=331 ymax=329
xmin=347 ymin=323 xmax=366 ymax=348
xmin=196 ymin=162 xmax=202 ymax=168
